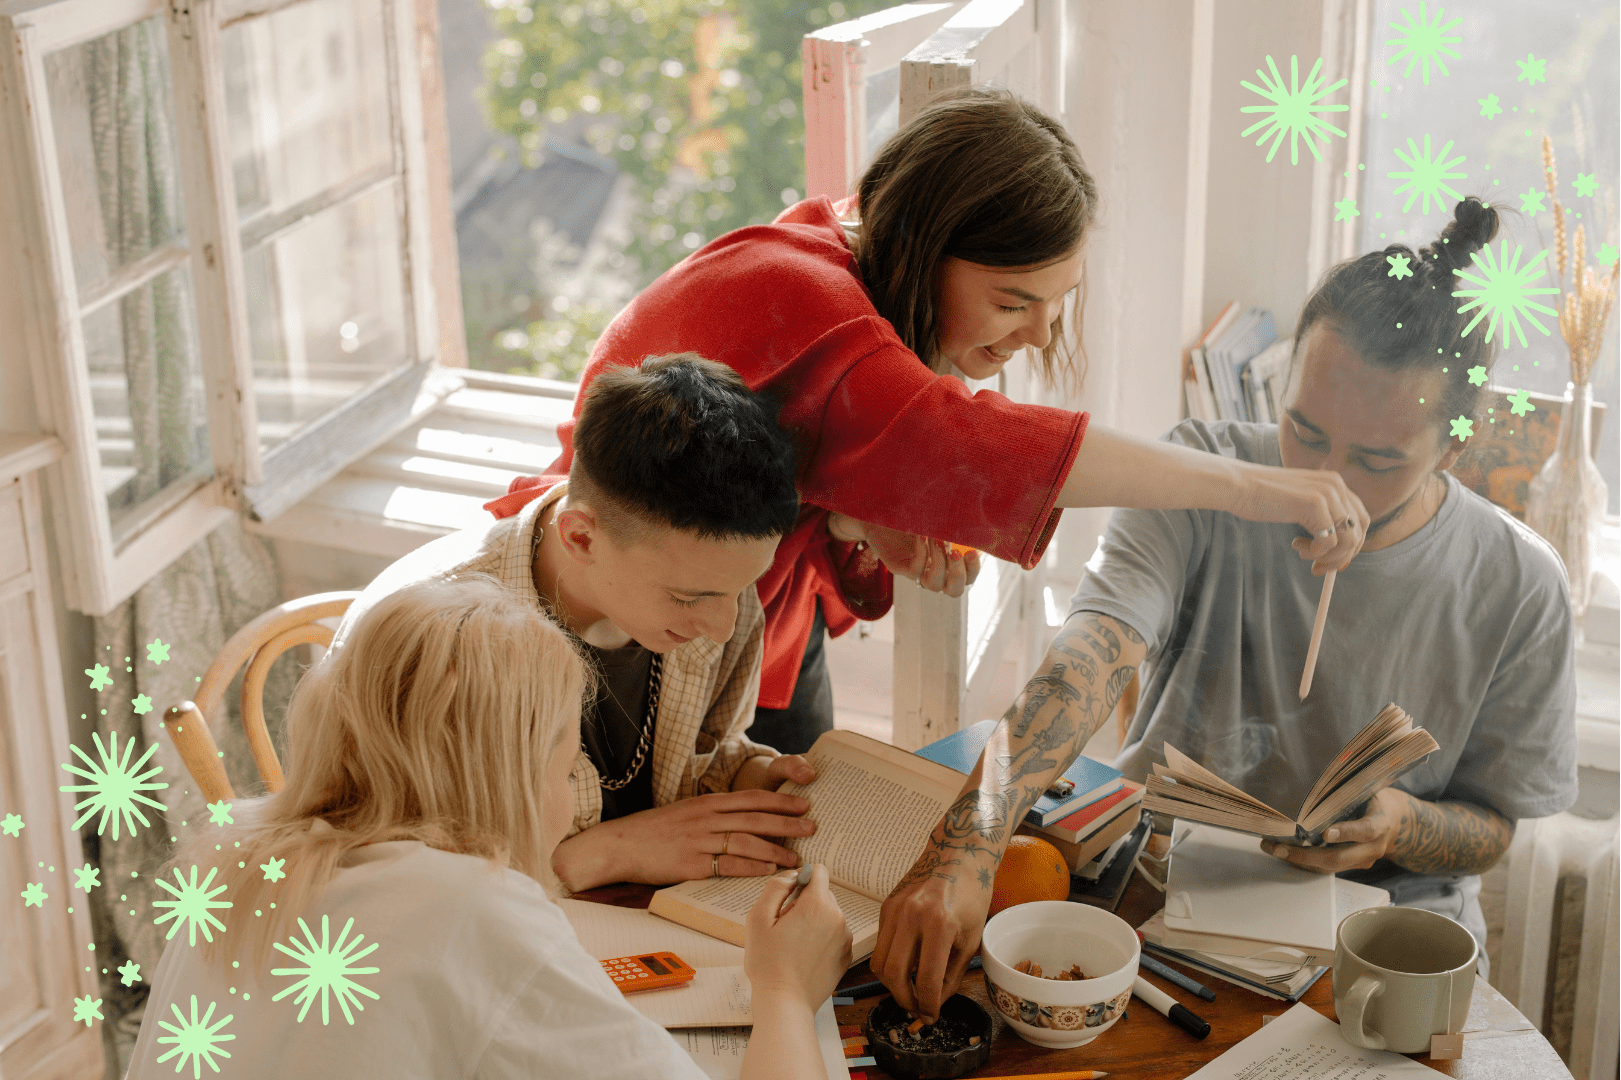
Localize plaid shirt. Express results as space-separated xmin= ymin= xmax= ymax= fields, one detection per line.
xmin=335 ymin=483 xmax=776 ymax=839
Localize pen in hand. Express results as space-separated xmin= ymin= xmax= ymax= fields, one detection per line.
xmin=777 ymin=864 xmax=813 ymax=917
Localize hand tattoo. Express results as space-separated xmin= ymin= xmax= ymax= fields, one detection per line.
xmin=1390 ymin=797 xmax=1514 ymax=876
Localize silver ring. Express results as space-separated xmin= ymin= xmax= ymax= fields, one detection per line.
xmin=711 ymin=854 xmax=720 ymax=878
xmin=1316 ymin=527 xmax=1334 ymax=538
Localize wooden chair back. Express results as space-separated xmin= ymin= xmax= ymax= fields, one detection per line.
xmin=161 ymin=592 xmax=359 ymax=805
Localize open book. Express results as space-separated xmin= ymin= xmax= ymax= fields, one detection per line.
xmin=649 ymin=729 xmax=967 ymax=962
xmin=1143 ymin=704 xmax=1439 ymax=844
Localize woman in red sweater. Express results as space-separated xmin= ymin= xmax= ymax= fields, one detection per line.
xmin=490 ymin=88 xmax=1365 ymax=749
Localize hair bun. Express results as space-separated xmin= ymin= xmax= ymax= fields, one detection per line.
xmin=1430 ymin=197 xmax=1499 ymax=268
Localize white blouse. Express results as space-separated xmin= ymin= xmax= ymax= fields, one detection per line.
xmin=124 ymin=841 xmax=708 ymax=1079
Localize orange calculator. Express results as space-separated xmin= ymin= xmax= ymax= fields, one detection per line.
xmin=601 ymin=952 xmax=696 ymax=994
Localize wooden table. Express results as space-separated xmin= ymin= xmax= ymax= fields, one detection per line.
xmin=573 ymin=876 xmax=1572 ymax=1079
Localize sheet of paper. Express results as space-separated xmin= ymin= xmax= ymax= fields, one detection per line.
xmin=671 ymin=999 xmax=849 ymax=1080
xmin=628 ymin=966 xmax=753 ymax=1028
xmin=559 ymin=898 xmax=745 ymax=967
xmin=1164 ymin=823 xmax=1337 ymax=952
xmin=1188 ymin=1002 xmax=1440 ymax=1079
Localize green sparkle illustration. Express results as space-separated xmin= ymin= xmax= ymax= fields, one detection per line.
xmin=260 ymin=856 xmax=287 ymax=883
xmin=59 ymin=731 xmax=168 ymax=841
xmin=1385 ymin=2 xmax=1461 ymax=85
xmin=155 ymin=996 xmax=235 ymax=1078
xmin=1390 ymin=135 xmax=1467 ymax=215
xmin=73 ymin=863 xmax=100 ymax=891
xmin=1478 ymin=93 xmax=1501 ymax=119
xmin=147 ymin=639 xmax=172 ymax=665
xmin=1 ymin=813 xmax=22 ymax=837
xmin=1240 ymin=54 xmax=1349 ymax=165
xmin=1515 ymin=53 xmax=1547 ymax=85
xmin=1467 ymin=365 xmax=1488 ymax=386
xmin=271 ymin=915 xmax=381 ymax=1025
xmin=1572 ymin=173 xmax=1598 ymax=198
xmin=153 ymin=866 xmax=231 ymax=946
xmin=22 ymin=881 xmax=46 ymax=907
xmin=85 ymin=664 xmax=112 ymax=692
xmin=132 ymin=694 xmax=154 ymax=716
xmin=72 ymin=995 xmax=103 ymax=1027
xmin=1334 ymin=196 xmax=1360 ymax=220
xmin=207 ymin=800 xmax=234 ymax=826
xmin=1452 ymin=240 xmax=1561 ymax=348
xmin=1518 ymin=187 xmax=1546 ymax=215
xmin=1449 ymin=416 xmax=1474 ymax=441
xmin=1387 ymin=253 xmax=1414 ymax=279
xmin=118 ymin=959 xmax=142 ymax=986
xmin=1508 ymin=389 xmax=1536 ymax=416
xmin=1597 ymin=243 xmax=1619 ymax=266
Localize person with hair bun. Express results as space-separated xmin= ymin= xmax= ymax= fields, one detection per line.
xmin=1000 ymin=198 xmax=1577 ymax=998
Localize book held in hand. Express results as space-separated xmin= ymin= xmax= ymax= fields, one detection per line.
xmin=1143 ymin=703 xmax=1438 ymax=845
xmin=915 ymin=718 xmax=1124 ymax=826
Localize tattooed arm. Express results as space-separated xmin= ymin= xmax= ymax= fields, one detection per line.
xmin=870 ymin=610 xmax=1148 ymax=1021
xmin=1262 ymin=787 xmax=1514 ymax=877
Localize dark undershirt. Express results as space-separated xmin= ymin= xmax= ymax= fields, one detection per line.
xmin=580 ymin=641 xmax=656 ymax=821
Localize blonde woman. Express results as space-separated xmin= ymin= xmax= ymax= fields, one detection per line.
xmin=125 ymin=576 xmax=852 ymax=1080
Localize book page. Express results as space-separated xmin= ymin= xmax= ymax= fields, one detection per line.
xmin=1187 ymin=1002 xmax=1438 ymax=1079
xmin=671 ymin=999 xmax=849 ymax=1080
xmin=653 ymin=876 xmax=882 ymax=958
xmin=779 ymin=734 xmax=960 ymax=900
xmin=559 ymin=898 xmax=744 ymax=967
xmin=628 ymin=967 xmax=753 ymax=1028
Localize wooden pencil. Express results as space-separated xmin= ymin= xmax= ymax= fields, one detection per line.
xmin=1299 ymin=568 xmax=1336 ymax=699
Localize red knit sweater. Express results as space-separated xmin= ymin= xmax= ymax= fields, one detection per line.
xmin=486 ymin=198 xmax=1088 ymax=708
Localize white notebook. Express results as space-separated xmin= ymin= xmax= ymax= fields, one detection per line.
xmin=1162 ymin=822 xmax=1338 ymax=953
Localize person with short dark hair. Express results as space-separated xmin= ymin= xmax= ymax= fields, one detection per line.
xmin=336 ymin=354 xmax=822 ymax=895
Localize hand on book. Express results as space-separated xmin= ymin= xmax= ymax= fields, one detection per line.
xmin=551 ymin=790 xmax=817 ymax=891
xmin=828 ymin=515 xmax=981 ymax=597
xmin=731 ymin=753 xmax=817 ymax=793
xmin=1260 ymin=787 xmax=1402 ymax=873
xmin=746 ymin=864 xmax=853 ymax=1010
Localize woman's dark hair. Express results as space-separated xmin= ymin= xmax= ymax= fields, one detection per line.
xmin=852 ymin=87 xmax=1099 ymax=387
xmin=569 ymin=353 xmax=800 ymax=543
xmin=1293 ymin=196 xmax=1502 ymax=434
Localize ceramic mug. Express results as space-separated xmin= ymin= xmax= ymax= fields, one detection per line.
xmin=1332 ymin=906 xmax=1477 ymax=1054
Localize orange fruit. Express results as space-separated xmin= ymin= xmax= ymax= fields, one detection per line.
xmin=988 ymin=836 xmax=1071 ymax=918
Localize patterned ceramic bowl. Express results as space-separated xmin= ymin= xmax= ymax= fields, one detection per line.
xmin=980 ymin=900 xmax=1140 ymax=1049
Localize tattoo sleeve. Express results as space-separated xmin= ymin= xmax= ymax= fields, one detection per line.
xmin=1389 ymin=797 xmax=1514 ymax=877
xmin=892 ymin=611 xmax=1148 ymax=895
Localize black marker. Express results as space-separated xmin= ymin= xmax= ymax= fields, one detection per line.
xmin=1132 ymin=975 xmax=1210 ymax=1039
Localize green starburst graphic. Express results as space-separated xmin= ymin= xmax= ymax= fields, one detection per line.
xmin=73 ymin=863 xmax=100 ymax=891
xmin=260 ymin=856 xmax=287 ymax=883
xmin=1386 ymin=2 xmax=1461 ymax=85
xmin=85 ymin=664 xmax=112 ymax=692
xmin=118 ymin=960 xmax=142 ymax=986
xmin=1518 ymin=187 xmax=1547 ymax=215
xmin=1508 ymin=389 xmax=1536 ymax=417
xmin=153 ymin=866 xmax=231 ymax=946
xmin=1598 ymin=243 xmax=1619 ymax=266
xmin=1390 ymin=135 xmax=1467 ymax=214
xmin=132 ymin=694 xmax=153 ymax=716
xmin=1573 ymin=173 xmax=1598 ymax=198
xmin=1240 ymin=54 xmax=1349 ymax=165
xmin=22 ymin=882 xmax=46 ymax=907
xmin=1453 ymin=240 xmax=1561 ymax=349
xmin=1479 ymin=93 xmax=1501 ymax=119
xmin=1334 ymin=196 xmax=1360 ymax=220
xmin=59 ymin=731 xmax=168 ymax=841
xmin=155 ymin=996 xmax=235 ymax=1078
xmin=271 ymin=915 xmax=381 ymax=1025
xmin=1515 ymin=53 xmax=1547 ymax=85
xmin=1 ymin=813 xmax=22 ymax=837
xmin=207 ymin=800 xmax=234 ymax=826
xmin=1467 ymin=365 xmax=1488 ymax=386
xmin=1387 ymin=253 xmax=1414 ymax=279
xmin=146 ymin=638 xmax=171 ymax=665
xmin=72 ymin=995 xmax=103 ymax=1027
xmin=1450 ymin=416 xmax=1474 ymax=441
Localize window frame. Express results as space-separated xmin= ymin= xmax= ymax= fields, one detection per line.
xmin=0 ymin=0 xmax=443 ymax=614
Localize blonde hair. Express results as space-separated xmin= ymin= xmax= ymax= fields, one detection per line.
xmin=175 ymin=575 xmax=588 ymax=970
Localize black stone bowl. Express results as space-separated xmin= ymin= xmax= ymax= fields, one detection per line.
xmin=863 ymin=994 xmax=995 ymax=1080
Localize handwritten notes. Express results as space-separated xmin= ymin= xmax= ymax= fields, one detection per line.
xmin=1188 ymin=1003 xmax=1440 ymax=1080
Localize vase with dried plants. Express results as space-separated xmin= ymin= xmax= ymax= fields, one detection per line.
xmin=1524 ymin=135 xmax=1618 ymax=626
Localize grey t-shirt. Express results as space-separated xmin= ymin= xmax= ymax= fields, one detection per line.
xmin=1069 ymin=419 xmax=1579 ymax=945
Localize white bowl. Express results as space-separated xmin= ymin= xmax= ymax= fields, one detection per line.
xmin=980 ymin=900 xmax=1140 ymax=1049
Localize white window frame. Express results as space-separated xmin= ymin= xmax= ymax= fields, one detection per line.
xmin=0 ymin=0 xmax=441 ymax=615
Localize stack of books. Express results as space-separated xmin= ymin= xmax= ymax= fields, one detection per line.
xmin=1182 ymin=302 xmax=1289 ymax=424
xmin=1137 ymin=822 xmax=1391 ymax=1003
xmin=915 ymin=720 xmax=1145 ymax=874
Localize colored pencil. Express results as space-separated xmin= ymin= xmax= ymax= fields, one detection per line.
xmin=1299 ymin=568 xmax=1336 ymax=699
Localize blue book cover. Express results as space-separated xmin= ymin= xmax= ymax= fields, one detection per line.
xmin=914 ymin=719 xmax=1124 ymax=826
